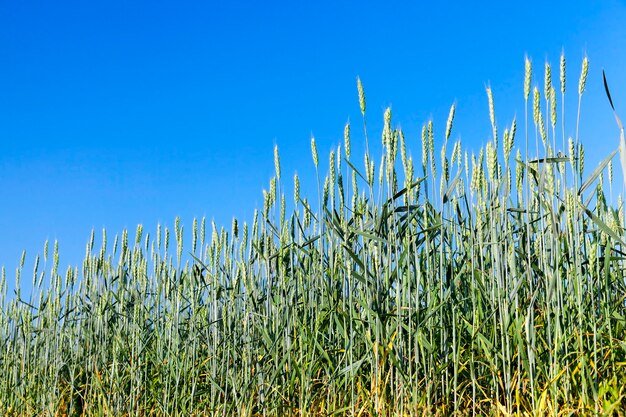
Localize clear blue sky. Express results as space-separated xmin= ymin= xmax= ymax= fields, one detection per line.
xmin=2 ymin=1 xmax=626 ymax=286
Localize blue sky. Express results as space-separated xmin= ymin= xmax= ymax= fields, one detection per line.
xmin=1 ymin=1 xmax=626 ymax=285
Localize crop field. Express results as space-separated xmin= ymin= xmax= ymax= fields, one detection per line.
xmin=2 ymin=55 xmax=626 ymax=416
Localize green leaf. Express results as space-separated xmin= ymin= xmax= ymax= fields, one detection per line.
xmin=527 ymin=157 xmax=570 ymax=164
xmin=337 ymin=358 xmax=365 ymax=376
xmin=443 ymin=171 xmax=462 ymax=203
xmin=344 ymin=157 xmax=368 ymax=182
xmin=577 ymin=199 xmax=626 ymax=246
xmin=578 ymin=148 xmax=618 ymax=195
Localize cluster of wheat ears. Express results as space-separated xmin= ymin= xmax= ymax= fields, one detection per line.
xmin=2 ymin=54 xmax=626 ymax=416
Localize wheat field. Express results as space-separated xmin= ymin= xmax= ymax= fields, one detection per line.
xmin=2 ymin=54 xmax=626 ymax=416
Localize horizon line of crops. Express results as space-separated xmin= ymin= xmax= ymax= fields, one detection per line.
xmin=2 ymin=53 xmax=626 ymax=416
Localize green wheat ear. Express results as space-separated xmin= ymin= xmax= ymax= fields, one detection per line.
xmin=544 ymin=62 xmax=552 ymax=100
xmin=445 ymin=103 xmax=456 ymax=141
xmin=344 ymin=121 xmax=351 ymax=159
xmin=486 ymin=86 xmax=497 ymax=144
xmin=533 ymin=86 xmax=541 ymax=125
xmin=524 ymin=56 xmax=532 ymax=101
xmin=274 ymin=144 xmax=281 ymax=182
xmin=579 ymin=56 xmax=589 ymax=96
xmin=357 ymin=76 xmax=366 ymax=116
xmin=293 ymin=173 xmax=300 ymax=207
xmin=310 ymin=135 xmax=318 ymax=169
xmin=550 ymin=86 xmax=557 ymax=128
xmin=560 ymin=51 xmax=566 ymax=94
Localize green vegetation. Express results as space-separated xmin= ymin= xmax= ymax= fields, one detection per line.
xmin=2 ymin=55 xmax=626 ymax=416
